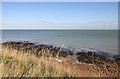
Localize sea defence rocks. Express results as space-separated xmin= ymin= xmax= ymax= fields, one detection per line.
xmin=2 ymin=41 xmax=74 ymax=58
xmin=75 ymin=51 xmax=107 ymax=64
xmin=113 ymin=55 xmax=120 ymax=67
xmin=113 ymin=55 xmax=120 ymax=61
xmin=2 ymin=41 xmax=120 ymax=65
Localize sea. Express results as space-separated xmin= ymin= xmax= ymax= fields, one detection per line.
xmin=1 ymin=30 xmax=119 ymax=55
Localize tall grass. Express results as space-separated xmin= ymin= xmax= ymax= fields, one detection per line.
xmin=0 ymin=44 xmax=2 ymax=78
xmin=2 ymin=48 xmax=75 ymax=77
xmin=0 ymin=63 xmax=2 ymax=78
xmin=1 ymin=43 xmax=119 ymax=77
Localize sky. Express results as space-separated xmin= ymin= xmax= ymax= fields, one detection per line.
xmin=1 ymin=0 xmax=119 ymax=2
xmin=2 ymin=2 xmax=118 ymax=29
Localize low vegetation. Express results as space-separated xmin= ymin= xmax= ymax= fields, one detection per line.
xmin=1 ymin=42 xmax=120 ymax=77
xmin=2 ymin=48 xmax=75 ymax=77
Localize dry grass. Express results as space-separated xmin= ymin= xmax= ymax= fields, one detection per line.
xmin=0 ymin=63 xmax=2 ymax=78
xmin=2 ymin=48 xmax=75 ymax=77
xmin=1 ymin=42 xmax=119 ymax=77
xmin=0 ymin=44 xmax=2 ymax=78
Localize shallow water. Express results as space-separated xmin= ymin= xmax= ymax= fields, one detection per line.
xmin=2 ymin=30 xmax=118 ymax=55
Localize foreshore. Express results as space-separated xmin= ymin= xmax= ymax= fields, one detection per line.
xmin=1 ymin=41 xmax=120 ymax=77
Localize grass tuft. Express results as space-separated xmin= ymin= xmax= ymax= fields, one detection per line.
xmin=2 ymin=48 xmax=75 ymax=77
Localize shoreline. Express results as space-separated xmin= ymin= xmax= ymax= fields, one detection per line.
xmin=1 ymin=40 xmax=119 ymax=56
xmin=2 ymin=39 xmax=118 ymax=55
xmin=2 ymin=41 xmax=120 ymax=65
xmin=1 ymin=38 xmax=119 ymax=55
xmin=1 ymin=41 xmax=120 ymax=77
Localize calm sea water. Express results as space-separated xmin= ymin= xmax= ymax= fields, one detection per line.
xmin=2 ymin=30 xmax=118 ymax=55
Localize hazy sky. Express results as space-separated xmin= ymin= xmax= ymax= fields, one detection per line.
xmin=2 ymin=2 xmax=118 ymax=29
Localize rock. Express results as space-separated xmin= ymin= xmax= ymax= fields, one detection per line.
xmin=113 ymin=55 xmax=120 ymax=61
